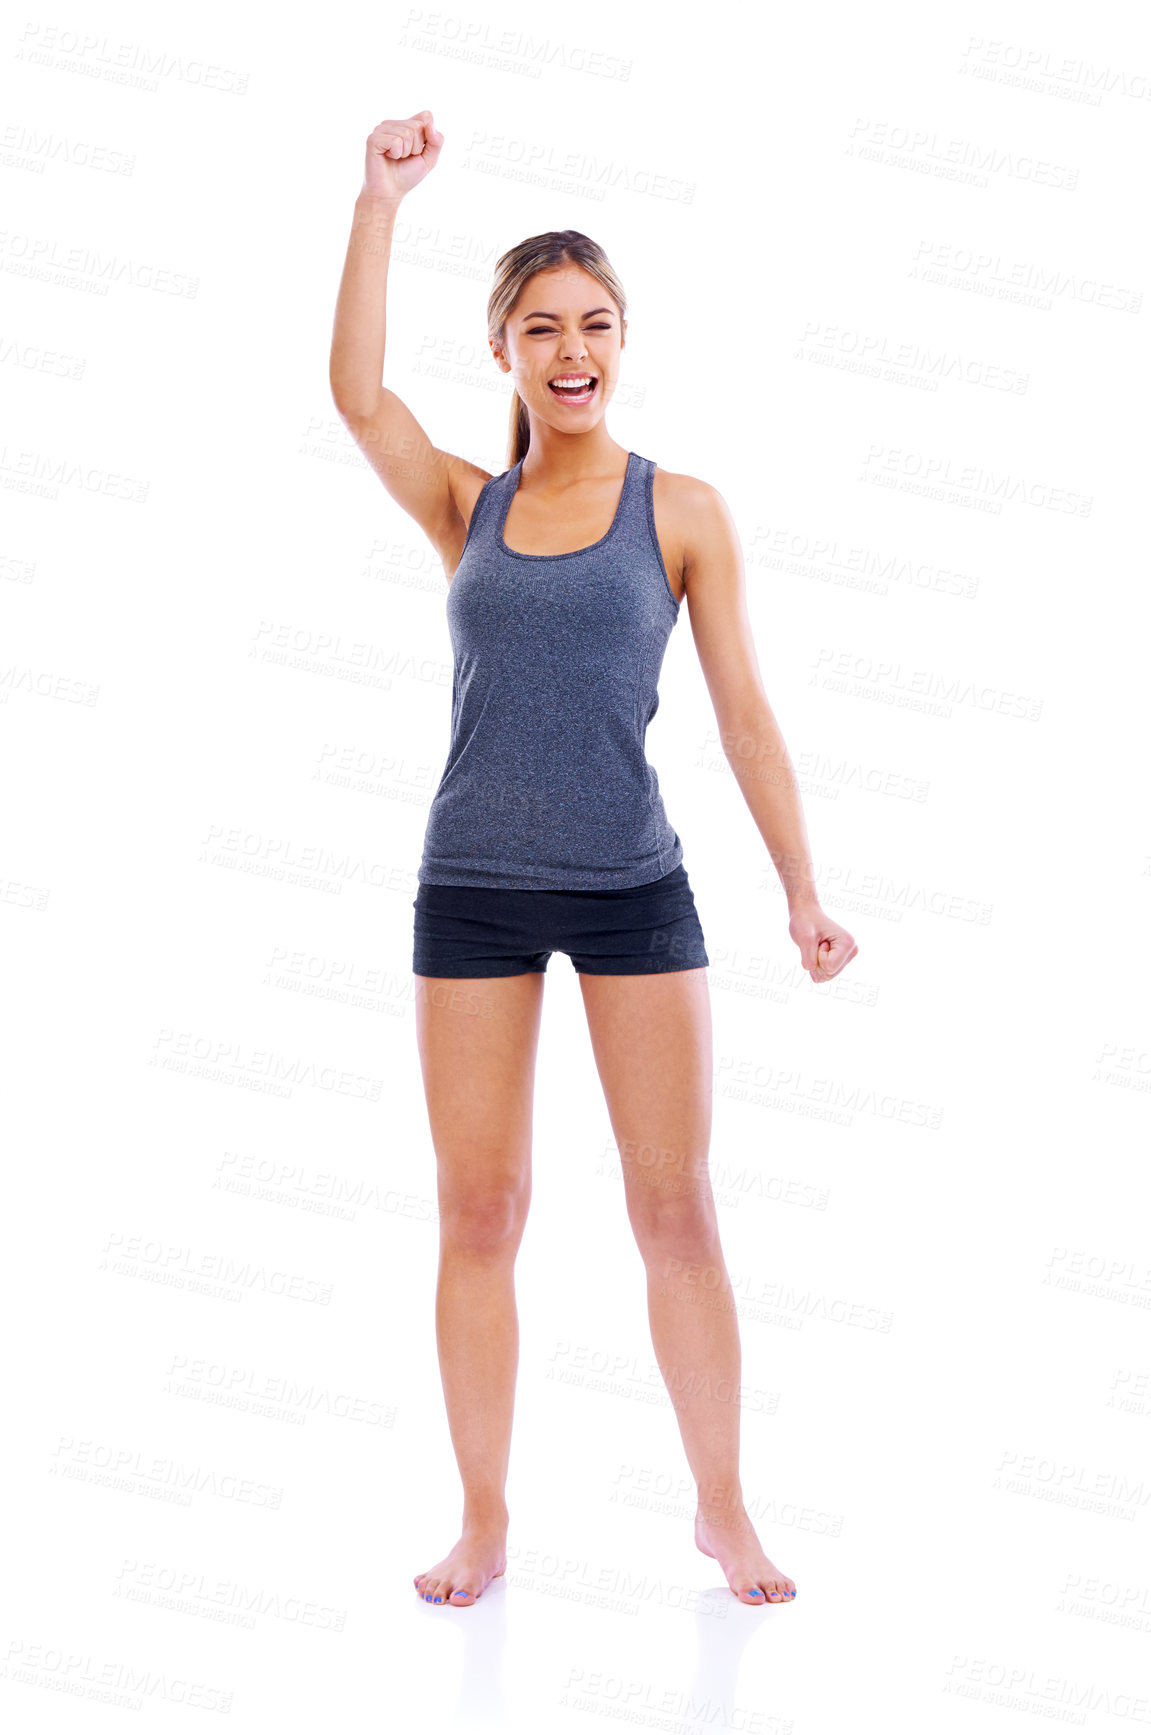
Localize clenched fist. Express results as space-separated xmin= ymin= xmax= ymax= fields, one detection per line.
xmin=363 ymin=111 xmax=444 ymax=203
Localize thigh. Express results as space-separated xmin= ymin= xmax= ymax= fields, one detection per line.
xmin=414 ymin=972 xmax=545 ymax=1202
xmin=577 ymin=968 xmax=714 ymax=1232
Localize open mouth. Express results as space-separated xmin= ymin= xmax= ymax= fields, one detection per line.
xmin=547 ymin=374 xmax=598 ymax=404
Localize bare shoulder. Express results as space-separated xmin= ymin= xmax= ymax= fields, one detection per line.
xmin=650 ymin=466 xmax=739 ymax=601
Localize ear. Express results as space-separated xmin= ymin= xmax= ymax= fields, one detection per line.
xmin=490 ymin=338 xmax=510 ymax=374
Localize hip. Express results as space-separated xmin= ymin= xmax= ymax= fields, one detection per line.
xmin=412 ymin=861 xmax=709 ymax=978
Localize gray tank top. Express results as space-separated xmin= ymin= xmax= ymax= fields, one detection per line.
xmin=417 ymin=448 xmax=685 ymax=890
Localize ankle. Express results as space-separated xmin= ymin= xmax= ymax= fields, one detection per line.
xmin=462 ymin=1497 xmax=509 ymax=1531
xmin=695 ymin=1483 xmax=746 ymax=1525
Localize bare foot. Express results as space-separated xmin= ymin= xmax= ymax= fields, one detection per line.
xmin=414 ymin=1518 xmax=508 ymax=1608
xmin=695 ymin=1504 xmax=796 ymax=1606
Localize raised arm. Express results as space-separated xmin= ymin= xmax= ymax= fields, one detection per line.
xmin=679 ymin=477 xmax=859 ymax=981
xmin=329 ymin=113 xmax=492 ymax=575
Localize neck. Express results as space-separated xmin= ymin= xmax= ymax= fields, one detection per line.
xmin=519 ymin=423 xmax=627 ymax=485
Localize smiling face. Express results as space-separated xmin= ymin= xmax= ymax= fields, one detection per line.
xmin=493 ymin=264 xmax=626 ymax=427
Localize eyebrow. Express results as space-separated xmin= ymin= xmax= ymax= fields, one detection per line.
xmin=519 ymin=307 xmax=615 ymax=321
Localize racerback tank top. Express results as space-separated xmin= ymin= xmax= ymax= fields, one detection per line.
xmin=417 ymin=449 xmax=685 ymax=890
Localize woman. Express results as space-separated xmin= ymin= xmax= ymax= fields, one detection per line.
xmin=330 ymin=111 xmax=859 ymax=1611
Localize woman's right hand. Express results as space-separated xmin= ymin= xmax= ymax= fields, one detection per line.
xmin=362 ymin=111 xmax=443 ymax=203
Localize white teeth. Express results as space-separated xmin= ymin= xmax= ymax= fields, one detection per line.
xmin=551 ymin=375 xmax=593 ymax=387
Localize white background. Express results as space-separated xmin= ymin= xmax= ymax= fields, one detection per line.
xmin=3 ymin=1 xmax=1150 ymax=1730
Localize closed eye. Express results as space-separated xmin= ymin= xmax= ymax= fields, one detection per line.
xmin=526 ymin=322 xmax=613 ymax=335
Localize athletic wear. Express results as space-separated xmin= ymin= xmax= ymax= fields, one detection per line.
xmin=417 ymin=449 xmax=684 ymax=891
xmin=412 ymin=862 xmax=708 ymax=978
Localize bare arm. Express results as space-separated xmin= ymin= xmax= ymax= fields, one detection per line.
xmin=329 ymin=190 xmax=403 ymax=419
xmin=329 ymin=114 xmax=491 ymax=569
xmin=681 ymin=478 xmax=859 ymax=978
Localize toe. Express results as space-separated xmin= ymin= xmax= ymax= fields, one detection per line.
xmin=449 ymin=1586 xmax=476 ymax=1605
xmin=736 ymin=1583 xmax=766 ymax=1604
xmin=452 ymin=1573 xmax=485 ymax=1605
xmin=764 ymin=1581 xmax=783 ymax=1602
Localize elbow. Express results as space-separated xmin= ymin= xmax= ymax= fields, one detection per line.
xmin=330 ymin=387 xmax=379 ymax=425
xmin=328 ymin=364 xmax=382 ymax=423
xmin=716 ymin=707 xmax=787 ymax=770
xmin=716 ymin=703 xmax=777 ymax=752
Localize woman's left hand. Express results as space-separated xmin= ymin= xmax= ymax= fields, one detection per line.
xmin=789 ymin=907 xmax=858 ymax=982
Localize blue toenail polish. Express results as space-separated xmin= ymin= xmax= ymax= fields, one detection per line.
xmin=424 ymin=1594 xmax=431 ymax=1601
xmin=434 ymin=1597 xmax=441 ymax=1603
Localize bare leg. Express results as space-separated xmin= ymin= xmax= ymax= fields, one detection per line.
xmin=411 ymin=970 xmax=545 ymax=1607
xmin=578 ymin=967 xmax=796 ymax=1606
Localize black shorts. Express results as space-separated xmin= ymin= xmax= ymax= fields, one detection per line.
xmin=412 ymin=862 xmax=710 ymax=978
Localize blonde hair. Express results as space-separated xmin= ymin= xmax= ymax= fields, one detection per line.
xmin=487 ymin=231 xmax=627 ymax=469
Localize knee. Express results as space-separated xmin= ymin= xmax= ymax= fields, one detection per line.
xmin=440 ymin=1185 xmax=528 ymax=1256
xmin=630 ymin=1196 xmax=719 ymax=1264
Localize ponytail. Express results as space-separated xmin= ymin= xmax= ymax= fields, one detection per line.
xmin=506 ymin=388 xmax=531 ymax=469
